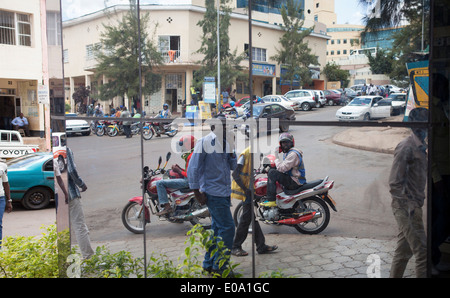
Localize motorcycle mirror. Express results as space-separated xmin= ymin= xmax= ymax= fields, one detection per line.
xmin=143 ymin=166 xmax=149 ymax=172
xmin=166 ymin=152 xmax=171 ymax=161
xmin=259 ymin=153 xmax=263 ymax=160
xmin=158 ymin=156 xmax=162 ymax=167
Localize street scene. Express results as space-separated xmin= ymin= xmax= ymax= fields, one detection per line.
xmin=1 ymin=0 xmax=449 ymax=281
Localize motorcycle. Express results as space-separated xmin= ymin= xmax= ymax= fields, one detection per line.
xmin=121 ymin=152 xmax=211 ymax=234
xmin=145 ymin=118 xmax=178 ymax=140
xmin=233 ymin=155 xmax=337 ymax=235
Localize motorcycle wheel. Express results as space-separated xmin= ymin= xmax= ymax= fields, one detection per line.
xmin=166 ymin=128 xmax=178 ymax=137
xmin=294 ymin=196 xmax=330 ymax=235
xmin=121 ymin=201 xmax=146 ymax=234
xmin=107 ymin=126 xmax=117 ymax=137
xmin=188 ymin=201 xmax=212 ymax=229
xmin=233 ymin=201 xmax=244 ymax=227
xmin=142 ymin=128 xmax=153 ymax=140
xmin=96 ymin=126 xmax=105 ymax=136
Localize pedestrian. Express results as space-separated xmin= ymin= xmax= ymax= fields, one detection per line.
xmin=53 ymin=156 xmax=68 ymax=211
xmin=389 ymin=107 xmax=428 ymax=278
xmin=11 ymin=113 xmax=30 ymax=136
xmin=67 ymin=147 xmax=94 ymax=259
xmin=0 ymin=159 xmax=12 ymax=248
xmin=120 ymin=106 xmax=132 ymax=138
xmin=362 ymin=84 xmax=367 ymax=95
xmin=231 ymin=146 xmax=278 ymax=256
xmin=187 ymin=114 xmax=237 ymax=276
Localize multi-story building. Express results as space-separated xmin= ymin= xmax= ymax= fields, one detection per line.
xmin=62 ymin=0 xmax=330 ymax=115
xmin=0 ymin=0 xmax=63 ymax=150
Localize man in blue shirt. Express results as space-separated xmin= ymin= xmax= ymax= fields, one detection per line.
xmin=187 ymin=115 xmax=237 ymax=276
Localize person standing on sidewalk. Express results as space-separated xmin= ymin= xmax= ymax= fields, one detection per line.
xmin=67 ymin=147 xmax=94 ymax=259
xmin=0 ymin=159 xmax=12 ymax=248
xmin=389 ymin=107 xmax=428 ymax=278
xmin=120 ymin=106 xmax=132 ymax=138
xmin=187 ymin=115 xmax=237 ymax=276
xmin=231 ymin=146 xmax=278 ymax=256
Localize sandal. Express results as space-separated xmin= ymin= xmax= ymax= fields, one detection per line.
xmin=258 ymin=245 xmax=278 ymax=254
xmin=231 ymin=248 xmax=249 ymax=257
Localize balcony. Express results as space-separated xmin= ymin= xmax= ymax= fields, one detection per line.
xmin=161 ymin=49 xmax=181 ymax=64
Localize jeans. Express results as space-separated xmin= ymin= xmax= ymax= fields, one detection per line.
xmin=203 ymin=193 xmax=235 ymax=272
xmin=69 ymin=198 xmax=94 ymax=259
xmin=266 ymin=168 xmax=300 ymax=201
xmin=155 ymin=178 xmax=189 ymax=205
xmin=232 ymin=194 xmax=266 ymax=253
xmin=0 ymin=196 xmax=5 ymax=247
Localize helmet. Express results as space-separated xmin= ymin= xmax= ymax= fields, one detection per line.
xmin=163 ymin=103 xmax=169 ymax=108
xmin=230 ymin=101 xmax=235 ymax=107
xmin=279 ymin=132 xmax=294 ymax=153
xmin=177 ymin=135 xmax=197 ymax=153
xmin=262 ymin=154 xmax=276 ymax=168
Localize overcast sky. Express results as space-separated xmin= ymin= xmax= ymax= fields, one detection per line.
xmin=61 ymin=0 xmax=366 ymax=25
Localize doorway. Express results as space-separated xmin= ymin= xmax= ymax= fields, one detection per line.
xmin=0 ymin=96 xmax=16 ymax=130
xmin=166 ymin=89 xmax=177 ymax=113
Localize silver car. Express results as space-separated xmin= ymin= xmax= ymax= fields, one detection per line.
xmin=284 ymin=89 xmax=317 ymax=111
xmin=65 ymin=113 xmax=91 ymax=136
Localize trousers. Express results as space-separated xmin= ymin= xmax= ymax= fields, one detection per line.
xmin=390 ymin=202 xmax=427 ymax=278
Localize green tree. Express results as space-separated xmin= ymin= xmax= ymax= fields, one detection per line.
xmin=193 ymin=0 xmax=246 ymax=91
xmin=271 ymin=0 xmax=318 ymax=90
xmin=323 ymin=62 xmax=350 ymax=87
xmin=94 ymin=1 xmax=163 ymax=110
xmin=366 ymin=47 xmax=395 ymax=75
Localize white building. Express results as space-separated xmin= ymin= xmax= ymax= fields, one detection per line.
xmin=62 ymin=0 xmax=330 ymax=115
xmin=0 ymin=0 xmax=63 ymax=150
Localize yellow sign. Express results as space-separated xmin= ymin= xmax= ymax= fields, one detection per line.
xmin=198 ymin=101 xmax=211 ymax=119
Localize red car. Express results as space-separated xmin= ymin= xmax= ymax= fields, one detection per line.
xmin=234 ymin=96 xmax=250 ymax=107
xmin=323 ymin=90 xmax=342 ymax=106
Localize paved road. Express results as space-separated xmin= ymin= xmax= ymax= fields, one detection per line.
xmin=3 ymin=105 xmax=414 ymax=278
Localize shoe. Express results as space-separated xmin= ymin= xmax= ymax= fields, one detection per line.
xmin=155 ymin=203 xmax=172 ymax=216
xmin=258 ymin=245 xmax=278 ymax=254
xmin=231 ymin=248 xmax=248 ymax=257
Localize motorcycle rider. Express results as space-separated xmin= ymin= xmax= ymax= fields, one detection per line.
xmin=155 ymin=135 xmax=196 ymax=216
xmin=156 ymin=103 xmax=172 ymax=137
xmin=263 ymin=132 xmax=306 ymax=206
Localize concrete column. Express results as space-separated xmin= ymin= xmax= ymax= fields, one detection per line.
xmin=272 ymin=76 xmax=277 ymax=95
xmin=69 ymin=77 xmax=75 ymax=113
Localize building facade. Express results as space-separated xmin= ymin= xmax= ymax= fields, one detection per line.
xmin=0 ymin=0 xmax=63 ymax=146
xmin=62 ymin=0 xmax=329 ymax=115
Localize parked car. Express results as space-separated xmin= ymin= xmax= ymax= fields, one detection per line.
xmin=335 ymin=96 xmax=391 ymax=121
xmin=284 ymin=89 xmax=317 ymax=111
xmin=312 ymin=90 xmax=326 ymax=107
xmin=52 ymin=132 xmax=67 ymax=172
xmin=385 ymin=93 xmax=407 ymax=115
xmin=65 ymin=113 xmax=91 ymax=136
xmin=385 ymin=85 xmax=404 ymax=94
xmin=7 ymin=152 xmax=54 ymax=210
xmin=324 ymin=90 xmax=342 ymax=106
xmin=261 ymin=95 xmax=298 ymax=110
xmin=240 ymin=102 xmax=295 ymax=137
xmin=0 ymin=129 xmax=39 ymax=160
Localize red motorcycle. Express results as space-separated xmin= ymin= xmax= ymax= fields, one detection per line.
xmin=233 ymin=154 xmax=337 ymax=234
xmin=121 ymin=153 xmax=211 ymax=234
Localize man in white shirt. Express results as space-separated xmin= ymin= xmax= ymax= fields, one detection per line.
xmin=11 ymin=113 xmax=30 ymax=136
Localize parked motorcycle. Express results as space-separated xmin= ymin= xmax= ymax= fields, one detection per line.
xmin=121 ymin=152 xmax=211 ymax=234
xmin=233 ymin=155 xmax=337 ymax=234
xmin=144 ymin=119 xmax=178 ymax=140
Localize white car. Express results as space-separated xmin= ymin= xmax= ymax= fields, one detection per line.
xmin=284 ymin=89 xmax=317 ymax=111
xmin=312 ymin=90 xmax=326 ymax=107
xmin=65 ymin=113 xmax=91 ymax=136
xmin=261 ymin=95 xmax=298 ymax=110
xmin=387 ymin=93 xmax=407 ymax=115
xmin=385 ymin=85 xmax=403 ymax=94
xmin=335 ymin=96 xmax=391 ymax=121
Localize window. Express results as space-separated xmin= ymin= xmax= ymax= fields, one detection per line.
xmin=46 ymin=11 xmax=61 ymax=46
xmin=331 ymin=40 xmax=334 ymax=44
xmin=86 ymin=44 xmax=95 ymax=61
xmin=0 ymin=10 xmax=31 ymax=46
xmin=331 ymin=50 xmax=334 ymax=55
xmin=63 ymin=49 xmax=69 ymax=63
xmin=159 ymin=35 xmax=180 ymax=62
xmin=244 ymin=44 xmax=267 ymax=62
xmin=343 ymin=39 xmax=347 ymax=44
xmin=337 ymin=50 xmax=341 ymax=55
xmin=236 ymin=81 xmax=249 ymax=94
xmin=343 ymin=49 xmax=347 ymax=55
